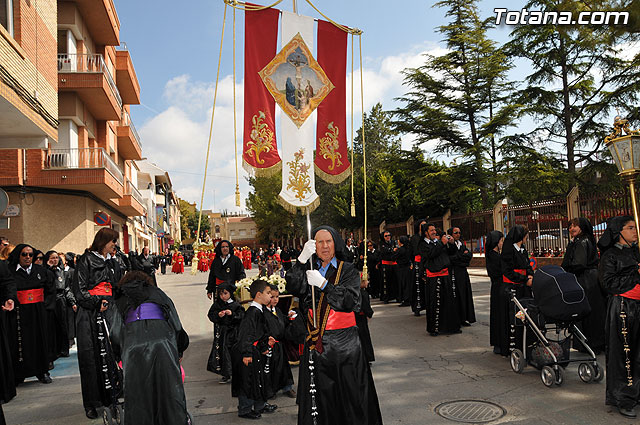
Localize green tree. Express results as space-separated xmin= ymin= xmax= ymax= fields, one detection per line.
xmin=393 ymin=0 xmax=515 ymax=207
xmin=506 ymin=0 xmax=640 ymax=179
xmin=178 ymin=199 xmax=210 ymax=242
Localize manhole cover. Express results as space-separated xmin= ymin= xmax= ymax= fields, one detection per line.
xmin=435 ymin=400 xmax=506 ymax=423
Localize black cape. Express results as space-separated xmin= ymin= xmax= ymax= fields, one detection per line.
xmin=206 ymin=296 xmax=244 ymax=377
xmin=448 ymin=241 xmax=476 ymax=324
xmin=111 ymin=283 xmax=190 ymax=425
xmin=356 ymin=287 xmax=375 ymax=362
xmin=231 ymin=305 xmax=270 ymax=400
xmin=0 ymin=260 xmax=16 ymax=404
xmin=286 ymin=255 xmax=382 ymax=425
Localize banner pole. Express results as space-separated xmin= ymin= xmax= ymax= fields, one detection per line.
xmin=307 ymin=207 xmax=317 ymax=328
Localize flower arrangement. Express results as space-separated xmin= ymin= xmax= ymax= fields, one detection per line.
xmin=234 ymin=273 xmax=288 ymax=300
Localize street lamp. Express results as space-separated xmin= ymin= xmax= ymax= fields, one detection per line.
xmin=604 ymin=115 xmax=640 ymax=239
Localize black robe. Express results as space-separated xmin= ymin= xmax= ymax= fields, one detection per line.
xmin=286 ymin=259 xmax=383 ymax=425
xmin=135 ymin=254 xmax=158 ymax=285
xmin=356 ymin=287 xmax=375 ymax=362
xmin=448 ymin=241 xmax=476 ymax=324
xmin=73 ymin=251 xmax=122 ymax=409
xmin=487 ymin=249 xmax=509 ymax=355
xmin=394 ymin=246 xmax=412 ymax=305
xmin=599 ymin=243 xmax=640 ymax=410
xmin=6 ymin=263 xmax=53 ymax=382
xmin=47 ymin=266 xmax=75 ymax=359
xmin=378 ymin=241 xmax=397 ymax=302
xmin=0 ymin=260 xmax=16 ymax=405
xmin=364 ymin=249 xmax=381 ymax=299
xmin=420 ymin=240 xmax=460 ymax=335
xmin=410 ymin=235 xmax=427 ymax=314
xmin=206 ymin=298 xmax=244 ymax=378
xmin=501 ymin=243 xmax=533 ymax=353
xmin=231 ymin=305 xmax=270 ymax=401
xmin=159 ymin=254 xmax=169 ymax=274
xmin=206 ymin=256 xmax=246 ymax=293
xmin=264 ymin=306 xmax=294 ymax=396
xmin=64 ymin=267 xmax=76 ymax=342
xmin=562 ymin=235 xmax=605 ymax=352
xmin=111 ymin=284 xmax=190 ymax=425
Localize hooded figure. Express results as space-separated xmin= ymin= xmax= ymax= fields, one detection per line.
xmin=206 ymin=281 xmax=244 ymax=380
xmin=500 ymin=225 xmax=534 ymax=355
xmin=111 ymin=271 xmax=190 ymax=425
xmin=6 ymin=244 xmax=54 ymax=384
xmin=562 ymin=217 xmax=604 ymax=353
xmin=598 ymin=216 xmax=640 ymax=417
xmin=206 ymin=240 xmax=246 ymax=297
xmin=43 ymin=250 xmax=75 ymax=360
xmin=447 ymin=228 xmax=475 ymax=325
xmin=486 ymin=231 xmax=509 ymax=355
xmin=286 ymin=225 xmax=383 ymax=425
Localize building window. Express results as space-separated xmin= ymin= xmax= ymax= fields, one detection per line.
xmin=0 ymin=0 xmax=13 ymax=37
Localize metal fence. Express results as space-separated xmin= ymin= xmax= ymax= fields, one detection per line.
xmin=450 ymin=210 xmax=493 ymax=254
xmin=578 ymin=186 xmax=639 ymax=242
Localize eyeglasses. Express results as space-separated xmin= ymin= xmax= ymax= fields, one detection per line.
xmin=453 ymin=231 xmax=460 ymax=234
xmin=20 ymin=252 xmax=33 ymax=257
xmin=36 ymin=256 xmax=44 ymax=260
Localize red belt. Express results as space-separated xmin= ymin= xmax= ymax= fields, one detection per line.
xmin=503 ymin=269 xmax=526 ymax=284
xmin=283 ymin=260 xmax=292 ymax=263
xmin=426 ymin=268 xmax=449 ymax=277
xmin=215 ymin=278 xmax=225 ymax=285
xmin=308 ymin=309 xmax=356 ymax=330
xmin=414 ymin=255 xmax=421 ymax=263
xmin=619 ymin=284 xmax=640 ymax=300
xmin=16 ymin=288 xmax=44 ymax=304
xmin=381 ymin=260 xmax=397 ymax=266
xmin=88 ymin=281 xmax=112 ymax=296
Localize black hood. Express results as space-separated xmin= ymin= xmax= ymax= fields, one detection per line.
xmin=312 ymin=225 xmax=346 ymax=261
xmin=576 ymin=217 xmax=596 ymax=246
xmin=8 ymin=243 xmax=34 ymax=267
xmin=65 ymin=252 xmax=76 ymax=268
xmin=502 ymin=225 xmax=528 ymax=256
xmin=215 ymin=240 xmax=235 ymax=257
xmin=485 ymin=230 xmax=504 ymax=253
xmin=598 ymin=215 xmax=634 ymax=254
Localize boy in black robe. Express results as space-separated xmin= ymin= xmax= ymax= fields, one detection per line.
xmin=207 ymin=282 xmax=244 ymax=382
xmin=231 ymin=279 xmax=277 ymax=419
xmin=264 ymin=285 xmax=295 ymax=398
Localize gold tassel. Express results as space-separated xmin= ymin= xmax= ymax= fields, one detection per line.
xmin=235 ymin=184 xmax=241 ymax=207
xmin=350 ymin=197 xmax=356 ymax=217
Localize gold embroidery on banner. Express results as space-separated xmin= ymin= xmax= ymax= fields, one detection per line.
xmin=318 ymin=122 xmax=343 ymax=171
xmin=286 ymin=148 xmax=311 ymax=201
xmin=246 ymin=111 xmax=275 ymax=165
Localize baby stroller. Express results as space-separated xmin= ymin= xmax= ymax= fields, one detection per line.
xmin=509 ymin=265 xmax=603 ymax=387
xmin=96 ymin=311 xmax=124 ymax=424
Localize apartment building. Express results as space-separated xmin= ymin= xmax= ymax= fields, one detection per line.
xmin=0 ymin=0 xmax=146 ymax=253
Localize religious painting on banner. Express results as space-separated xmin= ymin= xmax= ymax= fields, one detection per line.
xmin=259 ymin=33 xmax=334 ymax=128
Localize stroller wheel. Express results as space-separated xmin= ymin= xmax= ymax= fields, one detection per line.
xmin=554 ymin=366 xmax=564 ymax=386
xmin=593 ymin=362 xmax=604 ymax=383
xmin=113 ymin=404 xmax=123 ymax=425
xmin=541 ymin=365 xmax=555 ymax=387
xmin=510 ymin=349 xmax=525 ymax=373
xmin=578 ymin=362 xmax=595 ymax=383
xmin=103 ymin=407 xmax=113 ymax=425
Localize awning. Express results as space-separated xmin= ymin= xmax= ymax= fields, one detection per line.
xmin=138 ymin=232 xmax=151 ymax=241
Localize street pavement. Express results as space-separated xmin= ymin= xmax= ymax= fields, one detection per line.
xmin=3 ymin=267 xmax=626 ymax=424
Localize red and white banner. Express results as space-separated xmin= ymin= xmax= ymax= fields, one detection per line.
xmin=315 ymin=20 xmax=350 ymax=183
xmin=242 ymin=6 xmax=281 ymax=176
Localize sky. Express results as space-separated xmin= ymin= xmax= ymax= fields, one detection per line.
xmin=112 ymin=0 xmax=524 ymax=215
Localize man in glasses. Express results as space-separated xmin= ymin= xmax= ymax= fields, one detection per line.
xmin=206 ymin=240 xmax=246 ymax=300
xmin=447 ymin=227 xmax=476 ymax=326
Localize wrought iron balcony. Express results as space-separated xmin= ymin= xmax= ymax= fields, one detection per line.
xmin=57 ymin=53 xmax=123 ymax=109
xmin=44 ymin=148 xmax=124 ymax=184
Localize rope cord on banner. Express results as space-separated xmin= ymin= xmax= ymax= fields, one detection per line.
xmin=359 ymin=33 xmax=369 ymax=281
xmin=224 ymin=0 xmax=284 ymax=11
xmin=194 ymin=2 xmax=228 ymax=264
xmin=350 ymin=32 xmax=355 ymax=217
xmin=233 ymin=6 xmax=241 ymax=207
xmin=303 ymin=0 xmax=362 ymax=34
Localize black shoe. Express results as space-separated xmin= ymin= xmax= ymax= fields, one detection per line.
xmin=260 ymin=403 xmax=278 ymax=414
xmin=462 ymin=321 xmax=472 ymax=327
xmin=429 ymin=332 xmax=438 ymax=337
xmin=413 ymin=311 xmax=421 ymax=317
xmin=85 ymin=407 xmax=98 ymax=419
xmin=493 ymin=346 xmax=502 ymax=355
xmin=37 ymin=373 xmax=52 ymax=384
xmin=239 ymin=410 xmax=261 ymax=419
xmin=219 ymin=376 xmax=230 ymax=384
xmin=284 ymin=389 xmax=296 ymax=398
xmin=48 ymin=362 xmax=54 ymax=370
xmin=619 ymin=407 xmax=637 ymax=418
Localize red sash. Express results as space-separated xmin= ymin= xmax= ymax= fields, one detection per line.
xmin=414 ymin=255 xmax=421 ymax=263
xmin=88 ymin=281 xmax=112 ymax=296
xmin=381 ymin=260 xmax=397 ymax=266
xmin=16 ymin=288 xmax=44 ymax=304
xmin=308 ymin=309 xmax=356 ymax=331
xmin=426 ymin=268 xmax=449 ymax=278
xmin=503 ymin=269 xmax=526 ymax=284
xmin=619 ymin=284 xmax=640 ymax=300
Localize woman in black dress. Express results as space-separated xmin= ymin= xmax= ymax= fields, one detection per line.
xmin=485 ymin=231 xmax=507 ymax=355
xmin=562 ymin=217 xmax=605 ymax=353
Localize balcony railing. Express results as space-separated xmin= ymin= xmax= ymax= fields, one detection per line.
xmin=44 ymin=148 xmax=124 ymax=184
xmin=125 ymin=179 xmax=144 ymax=205
xmin=57 ymin=53 xmax=123 ymax=109
xmin=121 ymin=110 xmax=142 ymax=149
